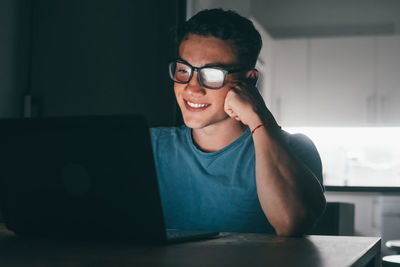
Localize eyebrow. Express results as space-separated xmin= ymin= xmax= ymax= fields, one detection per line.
xmin=177 ymin=57 xmax=234 ymax=69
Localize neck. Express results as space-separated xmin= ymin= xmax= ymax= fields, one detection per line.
xmin=191 ymin=118 xmax=247 ymax=152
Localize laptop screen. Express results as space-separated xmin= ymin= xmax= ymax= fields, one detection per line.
xmin=0 ymin=115 xmax=166 ymax=241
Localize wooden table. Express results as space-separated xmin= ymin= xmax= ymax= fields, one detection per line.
xmin=0 ymin=224 xmax=381 ymax=267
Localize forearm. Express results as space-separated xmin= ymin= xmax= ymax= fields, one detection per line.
xmin=223 ymin=83 xmax=325 ymax=235
xmin=251 ymin=125 xmax=326 ymax=236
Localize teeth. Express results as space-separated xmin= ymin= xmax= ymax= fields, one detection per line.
xmin=187 ymin=101 xmax=208 ymax=108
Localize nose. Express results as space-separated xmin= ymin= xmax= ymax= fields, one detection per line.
xmin=185 ymin=71 xmax=206 ymax=96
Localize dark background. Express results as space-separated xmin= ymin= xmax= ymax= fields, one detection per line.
xmin=0 ymin=0 xmax=186 ymax=126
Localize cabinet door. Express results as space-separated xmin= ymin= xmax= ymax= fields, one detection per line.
xmin=272 ymin=39 xmax=309 ymax=126
xmin=376 ymin=36 xmax=400 ymax=125
xmin=308 ymin=37 xmax=375 ymax=126
xmin=325 ymin=192 xmax=382 ymax=237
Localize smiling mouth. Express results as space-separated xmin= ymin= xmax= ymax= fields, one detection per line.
xmin=184 ymin=100 xmax=210 ymax=111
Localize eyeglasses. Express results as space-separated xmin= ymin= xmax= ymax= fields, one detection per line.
xmin=168 ymin=60 xmax=245 ymax=89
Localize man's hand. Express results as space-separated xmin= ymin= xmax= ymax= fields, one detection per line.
xmin=223 ymin=79 xmax=277 ymax=130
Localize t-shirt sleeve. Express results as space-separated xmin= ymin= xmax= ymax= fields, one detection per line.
xmin=149 ymin=127 xmax=158 ymax=155
xmin=149 ymin=127 xmax=168 ymax=156
xmin=286 ymin=132 xmax=324 ymax=187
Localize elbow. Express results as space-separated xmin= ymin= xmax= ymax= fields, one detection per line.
xmin=273 ymin=212 xmax=308 ymax=237
xmin=275 ymin=228 xmax=299 ymax=237
xmin=274 ymin=197 xmax=327 ymax=237
xmin=274 ymin=218 xmax=306 ymax=237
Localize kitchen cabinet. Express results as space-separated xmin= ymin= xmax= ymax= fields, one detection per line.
xmin=381 ymin=195 xmax=400 ymax=255
xmin=308 ymin=37 xmax=375 ymax=126
xmin=271 ymin=35 xmax=400 ymax=126
xmin=326 ymin=191 xmax=400 ymax=256
xmin=325 ymin=192 xmax=382 ymax=237
xmin=376 ymin=36 xmax=400 ymax=126
xmin=271 ymin=39 xmax=309 ymax=126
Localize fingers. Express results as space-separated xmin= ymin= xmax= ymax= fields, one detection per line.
xmin=227 ymin=79 xmax=277 ymax=126
xmin=224 ymin=91 xmax=241 ymax=120
xmin=224 ymin=107 xmax=239 ymax=120
xmin=230 ymin=82 xmax=260 ymax=108
xmin=224 ymin=107 xmax=240 ymax=121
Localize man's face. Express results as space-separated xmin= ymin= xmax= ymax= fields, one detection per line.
xmin=174 ymin=34 xmax=240 ymax=130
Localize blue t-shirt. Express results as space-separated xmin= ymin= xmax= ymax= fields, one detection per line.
xmin=150 ymin=125 xmax=323 ymax=234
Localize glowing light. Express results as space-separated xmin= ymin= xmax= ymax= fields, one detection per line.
xmin=284 ymin=127 xmax=400 ymax=186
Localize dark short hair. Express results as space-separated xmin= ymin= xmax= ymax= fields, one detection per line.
xmin=176 ymin=8 xmax=262 ymax=69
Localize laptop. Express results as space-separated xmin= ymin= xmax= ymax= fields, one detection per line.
xmin=0 ymin=114 xmax=218 ymax=243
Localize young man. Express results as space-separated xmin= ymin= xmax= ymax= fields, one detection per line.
xmin=151 ymin=9 xmax=326 ymax=236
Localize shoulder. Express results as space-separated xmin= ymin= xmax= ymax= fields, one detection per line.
xmin=283 ymin=131 xmax=317 ymax=152
xmin=150 ymin=125 xmax=188 ymax=149
xmin=282 ymin=130 xmax=324 ymax=185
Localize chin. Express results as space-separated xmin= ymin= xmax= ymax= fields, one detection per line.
xmin=182 ymin=114 xmax=232 ymax=130
xmin=182 ymin=118 xmax=207 ymax=129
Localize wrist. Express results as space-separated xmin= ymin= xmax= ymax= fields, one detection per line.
xmin=247 ymin=114 xmax=263 ymax=130
xmin=251 ymin=124 xmax=264 ymax=135
xmin=251 ymin=123 xmax=282 ymax=136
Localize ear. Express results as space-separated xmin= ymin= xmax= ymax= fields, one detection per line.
xmin=245 ymin=69 xmax=259 ymax=85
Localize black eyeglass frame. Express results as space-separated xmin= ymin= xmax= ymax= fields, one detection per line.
xmin=169 ymin=60 xmax=247 ymax=89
